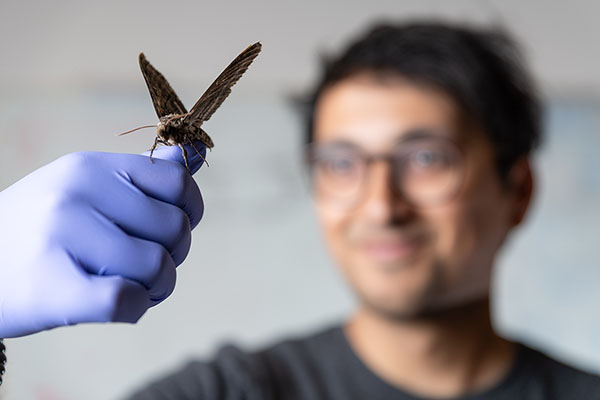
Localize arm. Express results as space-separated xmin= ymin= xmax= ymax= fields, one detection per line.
xmin=0 ymin=142 xmax=205 ymax=338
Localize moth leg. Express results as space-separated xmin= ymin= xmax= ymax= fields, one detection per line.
xmin=149 ymin=137 xmax=170 ymax=164
xmin=178 ymin=143 xmax=190 ymax=172
xmin=190 ymin=141 xmax=209 ymax=167
xmin=148 ymin=137 xmax=161 ymax=164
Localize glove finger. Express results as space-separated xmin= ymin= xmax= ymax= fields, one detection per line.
xmin=61 ymin=274 xmax=151 ymax=324
xmin=49 ymin=151 xmax=205 ymax=230
xmin=54 ymin=205 xmax=177 ymax=304
xmin=88 ymin=178 xmax=193 ymax=265
xmin=0 ymin=250 xmax=151 ymax=337
xmin=111 ymin=153 xmax=204 ymax=230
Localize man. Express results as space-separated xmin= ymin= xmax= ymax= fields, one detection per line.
xmin=121 ymin=22 xmax=600 ymax=399
xmin=0 ymin=21 xmax=599 ymax=399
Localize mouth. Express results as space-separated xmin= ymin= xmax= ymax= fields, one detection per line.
xmin=360 ymin=234 xmax=426 ymax=265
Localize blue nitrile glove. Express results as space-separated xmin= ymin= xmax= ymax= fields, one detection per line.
xmin=0 ymin=142 xmax=206 ymax=338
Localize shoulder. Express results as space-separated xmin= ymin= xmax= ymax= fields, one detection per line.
xmin=518 ymin=344 xmax=600 ymax=399
xmin=258 ymin=325 xmax=345 ymax=370
xmin=255 ymin=324 xmax=343 ymax=362
xmin=211 ymin=323 xmax=342 ymax=368
xmin=231 ymin=324 xmax=345 ymax=396
xmin=124 ymin=324 xmax=344 ymax=400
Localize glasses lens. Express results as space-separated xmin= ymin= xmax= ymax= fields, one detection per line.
xmin=394 ymin=139 xmax=463 ymax=206
xmin=309 ymin=145 xmax=366 ymax=205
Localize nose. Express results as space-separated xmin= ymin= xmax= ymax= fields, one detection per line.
xmin=358 ymin=160 xmax=413 ymax=224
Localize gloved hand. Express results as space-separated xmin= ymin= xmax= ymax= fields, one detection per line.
xmin=0 ymin=142 xmax=206 ymax=338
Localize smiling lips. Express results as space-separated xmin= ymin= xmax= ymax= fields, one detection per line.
xmin=360 ymin=234 xmax=426 ymax=264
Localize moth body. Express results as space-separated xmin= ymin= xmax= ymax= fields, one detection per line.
xmin=157 ymin=114 xmax=214 ymax=148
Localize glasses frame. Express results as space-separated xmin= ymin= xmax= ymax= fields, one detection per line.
xmin=304 ymin=136 xmax=467 ymax=210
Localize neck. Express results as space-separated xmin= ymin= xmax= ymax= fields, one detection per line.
xmin=344 ymin=298 xmax=516 ymax=398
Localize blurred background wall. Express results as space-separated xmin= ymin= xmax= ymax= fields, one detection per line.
xmin=0 ymin=0 xmax=599 ymax=399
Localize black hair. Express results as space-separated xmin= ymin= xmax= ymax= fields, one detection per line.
xmin=303 ymin=21 xmax=542 ymax=179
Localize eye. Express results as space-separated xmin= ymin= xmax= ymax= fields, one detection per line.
xmin=411 ymin=149 xmax=448 ymax=169
xmin=323 ymin=155 xmax=360 ymax=175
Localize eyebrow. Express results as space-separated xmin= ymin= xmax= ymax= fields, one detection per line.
xmin=314 ymin=127 xmax=451 ymax=150
xmin=315 ymin=139 xmax=359 ymax=150
xmin=395 ymin=127 xmax=447 ymax=144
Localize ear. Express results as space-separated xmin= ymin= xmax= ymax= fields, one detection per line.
xmin=506 ymin=156 xmax=534 ymax=227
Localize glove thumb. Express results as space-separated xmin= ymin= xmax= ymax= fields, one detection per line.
xmin=142 ymin=140 xmax=207 ymax=175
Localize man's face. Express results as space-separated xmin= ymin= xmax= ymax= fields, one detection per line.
xmin=312 ymin=74 xmax=530 ymax=318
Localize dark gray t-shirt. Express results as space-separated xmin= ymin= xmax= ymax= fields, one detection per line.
xmin=126 ymin=325 xmax=600 ymax=399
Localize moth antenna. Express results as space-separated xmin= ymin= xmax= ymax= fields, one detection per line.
xmin=116 ymin=125 xmax=157 ymax=136
xmin=190 ymin=141 xmax=210 ymax=167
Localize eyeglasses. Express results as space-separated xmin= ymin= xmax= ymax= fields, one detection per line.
xmin=306 ymin=136 xmax=465 ymax=209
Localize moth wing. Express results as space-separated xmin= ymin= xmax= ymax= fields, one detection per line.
xmin=139 ymin=53 xmax=187 ymax=118
xmin=184 ymin=42 xmax=261 ymax=124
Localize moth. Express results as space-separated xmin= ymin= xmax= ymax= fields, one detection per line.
xmin=121 ymin=42 xmax=262 ymax=170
